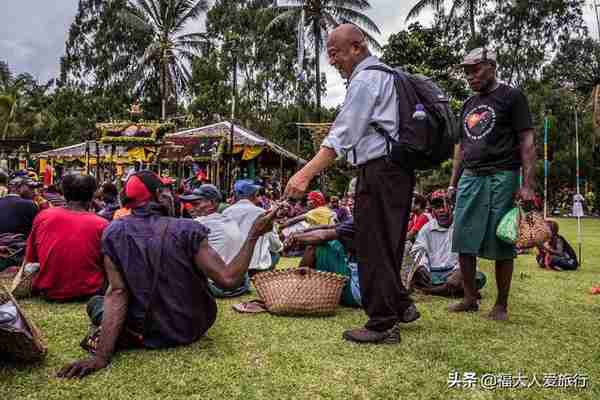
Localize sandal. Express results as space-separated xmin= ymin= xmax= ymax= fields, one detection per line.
xmin=232 ymin=300 xmax=267 ymax=314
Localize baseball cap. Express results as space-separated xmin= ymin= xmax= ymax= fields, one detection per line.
xmin=234 ymin=179 xmax=261 ymax=198
xmin=124 ymin=170 xmax=162 ymax=208
xmin=180 ymin=184 xmax=222 ymax=203
xmin=459 ymin=47 xmax=497 ymax=67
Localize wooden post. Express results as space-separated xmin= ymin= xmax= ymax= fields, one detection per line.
xmin=85 ymin=140 xmax=90 ymax=175
xmin=95 ymin=141 xmax=100 ymax=182
xmin=110 ymin=144 xmax=116 ymax=181
xmin=279 ymin=154 xmax=284 ymax=190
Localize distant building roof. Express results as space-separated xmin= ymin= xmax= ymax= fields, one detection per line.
xmin=168 ymin=121 xmax=306 ymax=164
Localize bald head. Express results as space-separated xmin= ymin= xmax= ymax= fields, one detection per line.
xmin=327 ymin=24 xmax=371 ymax=79
xmin=329 ymin=24 xmax=367 ymax=48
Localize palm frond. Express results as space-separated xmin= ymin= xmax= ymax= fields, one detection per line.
xmin=120 ymin=5 xmax=154 ymax=34
xmin=176 ymin=32 xmax=210 ymax=42
xmin=329 ymin=0 xmax=371 ymax=11
xmin=265 ymin=8 xmax=302 ymax=32
xmin=131 ymin=0 xmax=163 ymax=32
xmin=174 ymin=39 xmax=206 ymax=53
xmin=332 ymin=6 xmax=381 ymax=34
xmin=406 ymin=0 xmax=444 ymax=21
xmin=174 ymin=0 xmax=209 ymax=32
xmin=0 ymin=95 xmax=14 ymax=115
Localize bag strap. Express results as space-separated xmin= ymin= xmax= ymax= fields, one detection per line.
xmin=363 ymin=65 xmax=405 ymax=154
xmin=142 ymin=218 xmax=170 ymax=334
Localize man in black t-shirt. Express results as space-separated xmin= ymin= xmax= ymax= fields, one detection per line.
xmin=448 ymin=48 xmax=537 ymax=321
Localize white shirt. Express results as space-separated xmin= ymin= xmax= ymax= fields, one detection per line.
xmin=223 ymin=199 xmax=283 ymax=271
xmin=194 ymin=213 xmax=243 ymax=264
xmin=321 ymin=56 xmax=399 ymax=166
xmin=410 ymin=220 xmax=459 ymax=273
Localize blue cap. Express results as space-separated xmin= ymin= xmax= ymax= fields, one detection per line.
xmin=234 ymin=179 xmax=261 ymax=198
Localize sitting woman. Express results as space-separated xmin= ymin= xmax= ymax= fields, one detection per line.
xmin=281 ymin=191 xmax=337 ymax=229
xmin=536 ymin=220 xmax=578 ymax=271
xmin=284 ymin=220 xmax=361 ymax=307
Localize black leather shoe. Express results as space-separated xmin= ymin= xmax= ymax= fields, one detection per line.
xmin=400 ymin=303 xmax=420 ymax=323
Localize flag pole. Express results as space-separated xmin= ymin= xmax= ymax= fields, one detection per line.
xmin=544 ymin=115 xmax=549 ymax=219
xmin=575 ymin=107 xmax=582 ymax=265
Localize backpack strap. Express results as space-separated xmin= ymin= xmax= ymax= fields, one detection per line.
xmin=363 ymin=65 xmax=404 ymax=155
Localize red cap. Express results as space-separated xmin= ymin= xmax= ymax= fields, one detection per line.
xmin=125 ymin=175 xmax=153 ymax=208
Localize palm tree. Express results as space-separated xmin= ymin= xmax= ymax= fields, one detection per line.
xmin=0 ymin=62 xmax=36 ymax=140
xmin=267 ymin=0 xmax=381 ymax=121
xmin=122 ymin=0 xmax=210 ymax=120
xmin=406 ymin=0 xmax=482 ymax=40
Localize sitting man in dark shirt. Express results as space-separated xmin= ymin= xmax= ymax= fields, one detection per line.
xmin=0 ymin=178 xmax=39 ymax=236
xmin=58 ymin=171 xmax=278 ymax=379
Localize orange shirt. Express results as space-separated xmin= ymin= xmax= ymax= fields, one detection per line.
xmin=113 ymin=207 xmax=132 ymax=220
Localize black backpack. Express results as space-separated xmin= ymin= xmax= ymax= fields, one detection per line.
xmin=365 ymin=65 xmax=457 ymax=171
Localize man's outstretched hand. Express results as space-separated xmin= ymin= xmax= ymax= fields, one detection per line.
xmin=284 ymin=171 xmax=310 ymax=199
xmin=57 ymin=356 xmax=109 ymax=379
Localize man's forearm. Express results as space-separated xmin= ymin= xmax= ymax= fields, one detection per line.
xmin=449 ymin=144 xmax=463 ymax=187
xmin=300 ymin=147 xmax=337 ymax=181
xmin=520 ymin=130 xmax=537 ymax=189
xmin=223 ymin=236 xmax=260 ymax=287
xmin=301 ymin=224 xmax=336 ymax=233
xmin=283 ymin=215 xmax=306 ymax=228
xmin=94 ymin=288 xmax=128 ymax=363
xmin=294 ymin=228 xmax=337 ymax=245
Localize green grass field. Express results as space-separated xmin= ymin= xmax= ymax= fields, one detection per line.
xmin=2 ymin=218 xmax=600 ymax=400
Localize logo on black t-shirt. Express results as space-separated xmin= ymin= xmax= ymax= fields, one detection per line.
xmin=463 ymin=105 xmax=496 ymax=141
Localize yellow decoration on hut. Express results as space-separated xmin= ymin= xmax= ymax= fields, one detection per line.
xmin=242 ymin=146 xmax=263 ymax=160
xmin=39 ymin=158 xmax=47 ymax=175
xmin=127 ymin=147 xmax=148 ymax=161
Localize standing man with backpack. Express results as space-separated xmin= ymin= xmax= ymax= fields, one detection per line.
xmin=448 ymin=48 xmax=537 ymax=320
xmin=285 ymin=24 xmax=421 ymax=344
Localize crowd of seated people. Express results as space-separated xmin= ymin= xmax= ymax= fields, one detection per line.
xmin=0 ymin=165 xmax=583 ymax=377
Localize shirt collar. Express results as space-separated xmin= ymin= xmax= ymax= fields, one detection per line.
xmin=349 ymin=55 xmax=380 ymax=82
xmin=236 ymin=199 xmax=255 ymax=206
xmin=429 ymin=219 xmax=453 ymax=232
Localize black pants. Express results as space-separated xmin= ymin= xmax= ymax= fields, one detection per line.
xmin=355 ymin=158 xmax=415 ymax=331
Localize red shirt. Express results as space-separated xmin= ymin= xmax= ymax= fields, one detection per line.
xmin=408 ymin=213 xmax=430 ymax=235
xmin=26 ymin=207 xmax=108 ymax=300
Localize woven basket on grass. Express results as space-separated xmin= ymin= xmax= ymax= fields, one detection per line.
xmin=252 ymin=268 xmax=347 ymax=316
xmin=0 ymin=268 xmax=18 ymax=304
xmin=0 ymin=284 xmax=47 ymax=361
xmin=10 ymin=263 xmax=37 ymax=299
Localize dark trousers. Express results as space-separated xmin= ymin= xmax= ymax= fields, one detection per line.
xmin=355 ymin=158 xmax=415 ymax=331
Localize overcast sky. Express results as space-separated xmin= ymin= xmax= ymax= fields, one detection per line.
xmin=0 ymin=1 xmax=597 ymax=108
